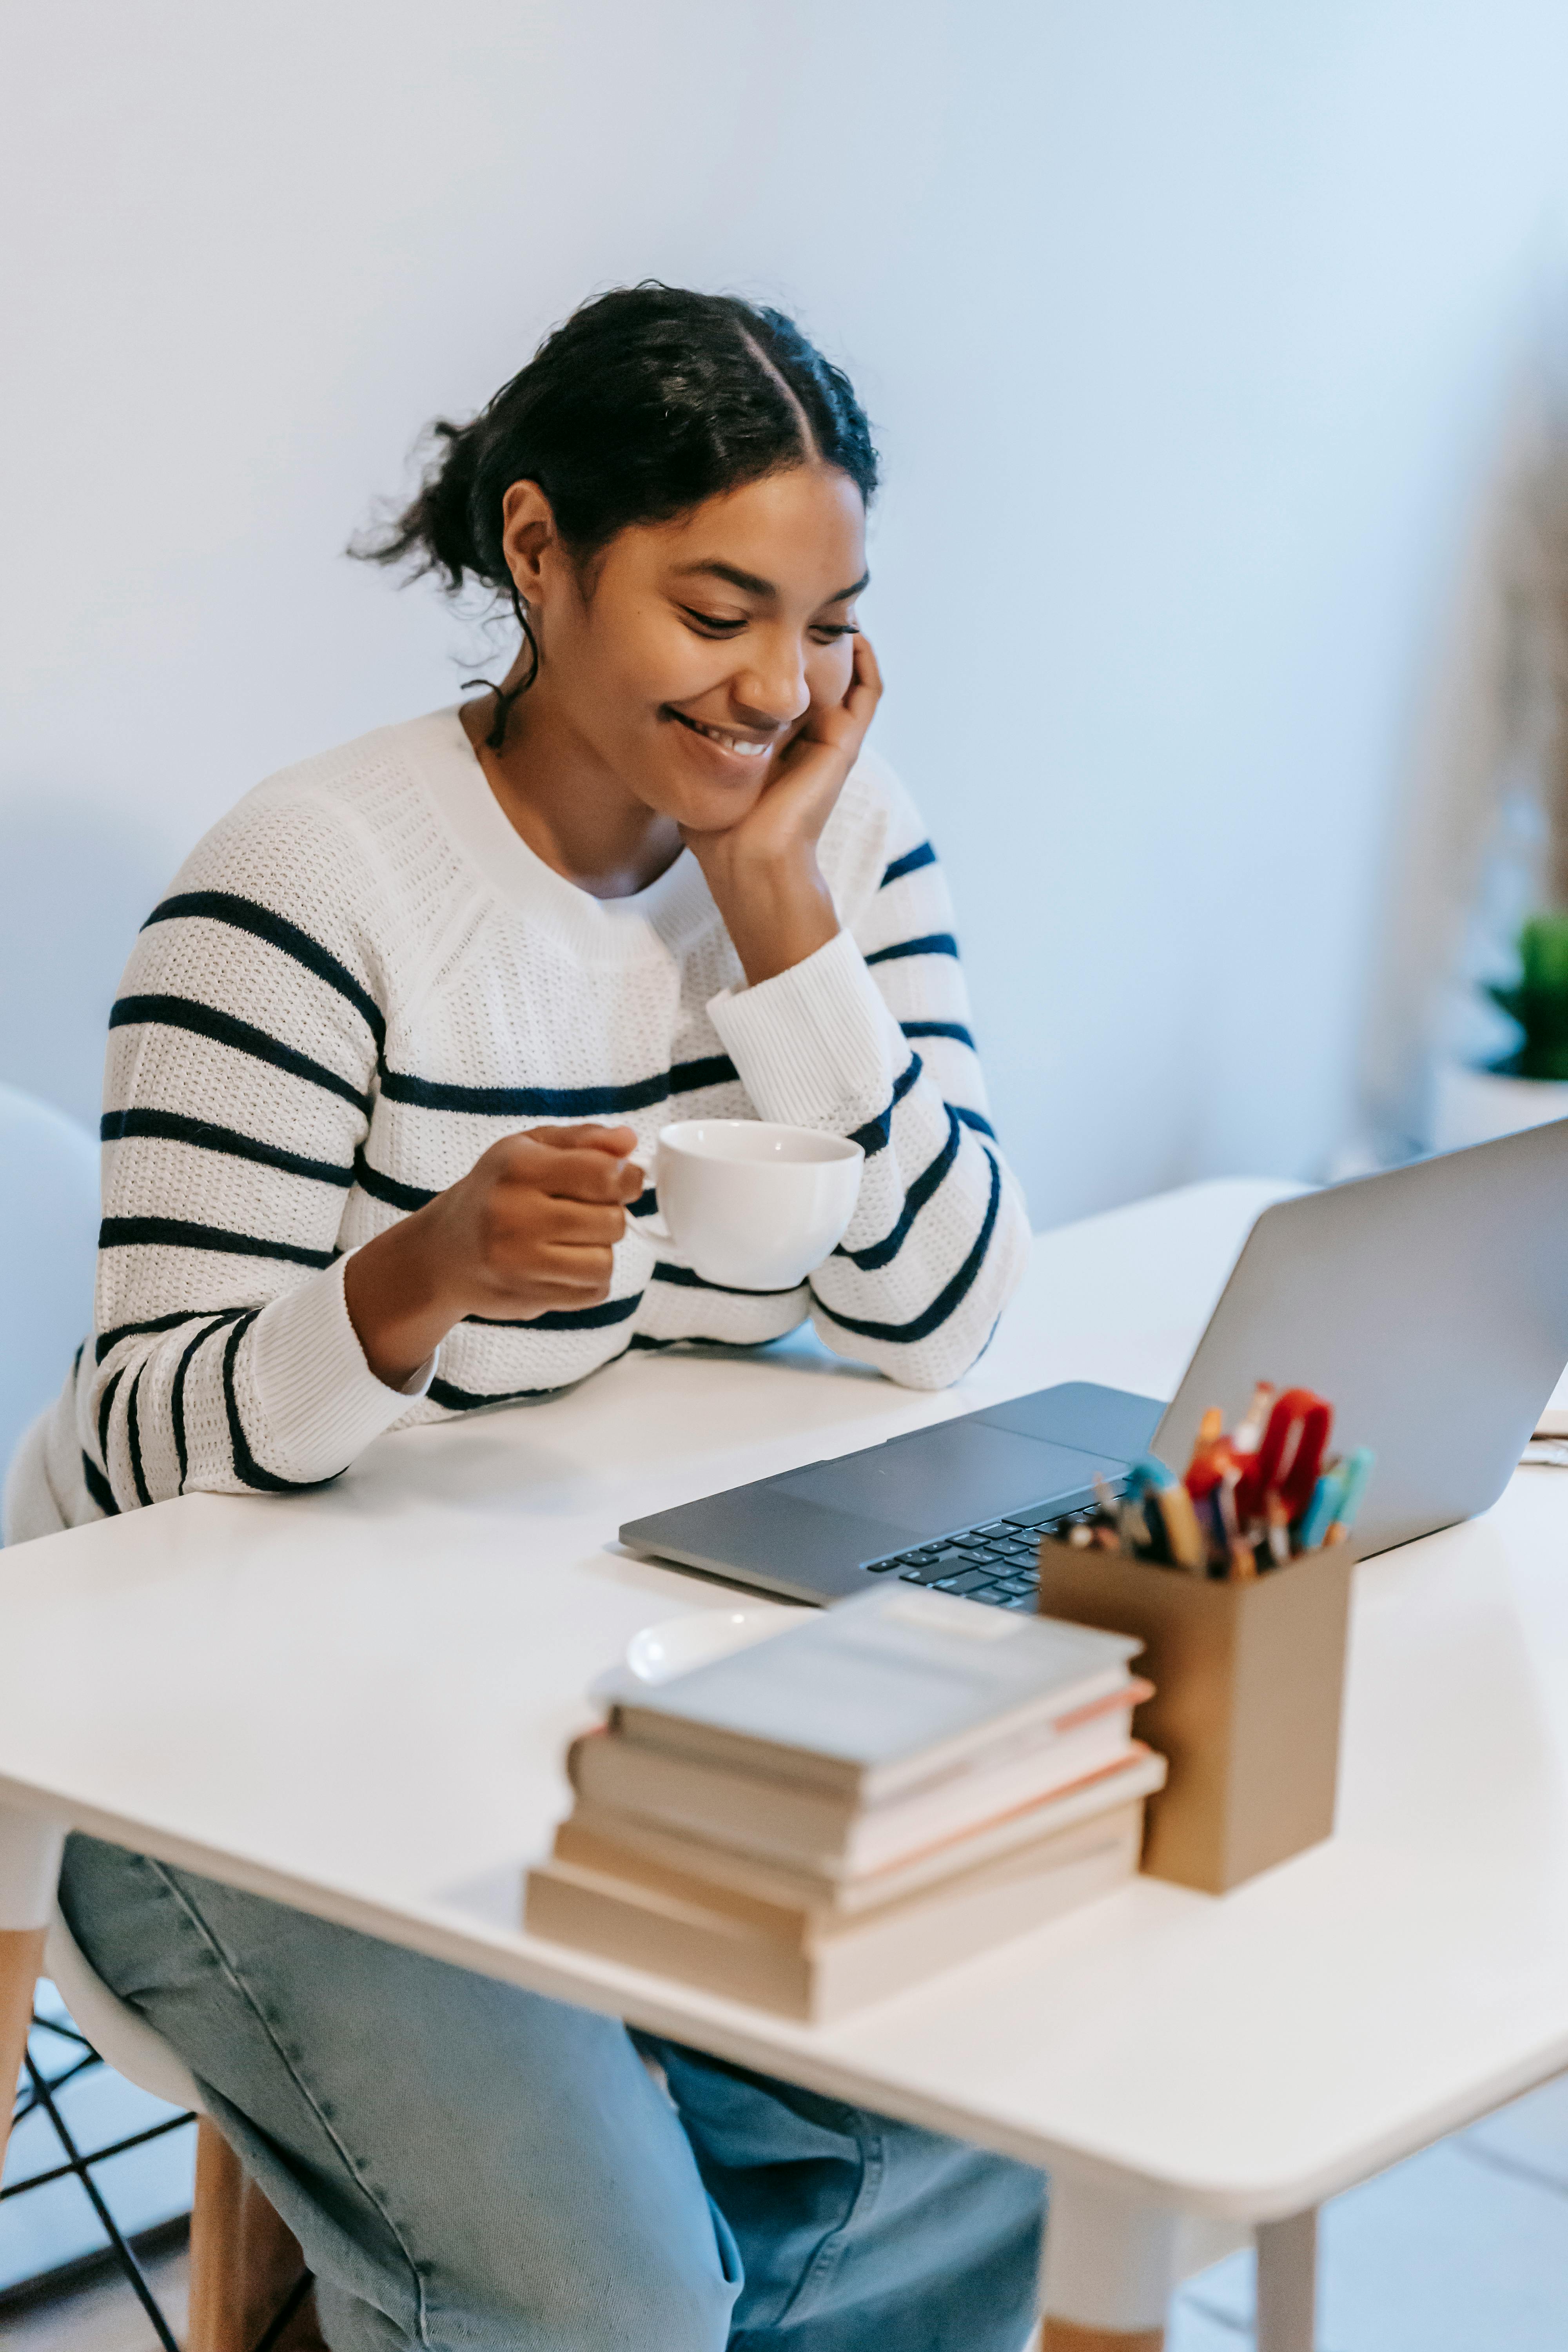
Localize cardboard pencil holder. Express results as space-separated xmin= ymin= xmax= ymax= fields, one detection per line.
xmin=1036 ymin=1537 xmax=1355 ymax=1895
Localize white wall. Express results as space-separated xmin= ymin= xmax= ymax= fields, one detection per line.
xmin=5 ymin=0 xmax=1568 ymax=1223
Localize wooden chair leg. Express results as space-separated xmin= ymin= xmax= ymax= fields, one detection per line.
xmin=188 ymin=2115 xmax=326 ymax=2352
xmin=237 ymin=2165 xmax=327 ymax=2351
xmin=188 ymin=2119 xmax=247 ymax=2352
xmin=1041 ymin=2325 xmax=1164 ymax=2351
xmin=0 ymin=1924 xmax=48 ymax=2178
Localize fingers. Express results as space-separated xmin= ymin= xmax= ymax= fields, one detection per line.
xmin=535 ymin=1147 xmax=645 ymax=1204
xmin=485 ymin=1131 xmax=644 ymax=1203
xmin=845 ymin=630 xmax=883 ymax=720
xmin=521 ymin=1247 xmax=620 ymax=1300
xmin=527 ymin=1123 xmax=638 ymax=1158
xmin=536 ymin=1238 xmax=621 ymax=1288
xmin=537 ymin=1197 xmax=629 ymax=1247
xmin=475 ymin=1207 xmax=623 ymax=1308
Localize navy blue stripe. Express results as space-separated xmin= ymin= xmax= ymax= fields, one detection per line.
xmin=628 ymin=1331 xmax=782 ymax=1356
xmin=220 ymin=1313 xmax=339 ymax=1492
xmin=98 ymin=1307 xmax=229 ymax=1364
xmin=670 ymin=1054 xmax=739 ymax=1095
xmin=463 ymin=1293 xmax=641 ymax=1333
xmin=125 ymin=1368 xmax=152 ymax=1508
xmin=378 ymin=1051 xmax=739 ymax=1121
xmin=837 ymin=1105 xmax=963 ymax=1273
xmin=353 ymin=1152 xmax=434 ymax=1213
xmin=650 ymin=1263 xmax=804 ymax=1299
xmin=864 ymin=933 xmax=958 ymax=967
xmin=900 ymin=1020 xmax=975 ymax=1050
xmin=849 ymin=1053 xmax=924 ymax=1158
xmin=143 ymin=892 xmax=387 ymax=1053
xmin=428 ymin=1372 xmax=581 ymax=1411
xmin=82 ymin=1452 xmax=118 ymax=1516
xmin=100 ymin=1216 xmax=336 ymax=1271
xmin=379 ymin=1067 xmax=668 ymax=1117
xmin=102 ymin=1107 xmax=352 ymax=1189
xmin=814 ymin=1149 xmax=1002 ymax=1345
xmin=879 ymin=841 xmax=936 ymax=887
xmin=955 ymin=1106 xmax=996 ymax=1139
xmin=109 ymin=996 xmax=372 ymax=1115
xmin=628 ymin=1192 xmax=659 ymax=1218
xmin=96 ymin=1368 xmax=125 ymax=1486
xmin=171 ymin=1313 xmax=245 ymax=1490
xmin=72 ymin=1343 xmax=84 ymax=1377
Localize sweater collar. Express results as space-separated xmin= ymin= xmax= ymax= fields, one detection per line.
xmin=401 ymin=706 xmax=718 ymax=961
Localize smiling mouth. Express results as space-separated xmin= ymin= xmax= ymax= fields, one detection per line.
xmin=664 ymin=708 xmax=775 ymax=760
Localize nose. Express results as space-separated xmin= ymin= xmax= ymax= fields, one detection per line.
xmin=730 ymin=629 xmax=810 ymax=732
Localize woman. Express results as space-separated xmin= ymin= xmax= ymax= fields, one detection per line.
xmin=9 ymin=289 xmax=1041 ymax=2350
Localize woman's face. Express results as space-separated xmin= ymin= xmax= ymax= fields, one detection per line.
xmin=508 ymin=461 xmax=868 ymax=834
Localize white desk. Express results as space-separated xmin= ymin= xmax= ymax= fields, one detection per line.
xmin=4 ymin=1176 xmax=1567 ymax=2352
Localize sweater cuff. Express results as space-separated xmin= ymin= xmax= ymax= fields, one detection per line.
xmin=707 ymin=929 xmax=899 ymax=1134
xmin=247 ymin=1252 xmax=437 ymax=1482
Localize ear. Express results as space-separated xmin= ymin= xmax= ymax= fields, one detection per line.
xmin=499 ymin=479 xmax=562 ymax=605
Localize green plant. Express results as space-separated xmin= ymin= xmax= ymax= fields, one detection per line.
xmin=1488 ymin=912 xmax=1568 ymax=1078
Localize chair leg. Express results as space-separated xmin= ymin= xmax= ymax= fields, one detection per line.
xmin=188 ymin=2120 xmax=247 ymax=2352
xmin=237 ymin=2165 xmax=326 ymax=2351
xmin=188 ymin=2116 xmax=327 ymax=2352
xmin=1040 ymin=2176 xmax=1174 ymax=2351
xmin=0 ymin=1924 xmax=47 ymax=2177
xmin=1041 ymin=2326 xmax=1163 ymax=2351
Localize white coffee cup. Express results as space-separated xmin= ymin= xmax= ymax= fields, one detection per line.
xmin=644 ymin=1120 xmax=864 ymax=1291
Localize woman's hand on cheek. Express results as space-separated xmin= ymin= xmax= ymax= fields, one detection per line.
xmin=684 ymin=633 xmax=883 ymax=988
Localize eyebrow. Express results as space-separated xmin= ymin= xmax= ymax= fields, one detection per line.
xmin=673 ymin=561 xmax=870 ymax=605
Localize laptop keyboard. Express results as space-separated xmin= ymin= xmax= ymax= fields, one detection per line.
xmin=862 ymin=1506 xmax=1104 ymax=1610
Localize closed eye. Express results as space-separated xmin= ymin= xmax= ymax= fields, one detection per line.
xmin=679 ymin=607 xmax=746 ymax=636
xmin=680 ymin=608 xmax=858 ymax=644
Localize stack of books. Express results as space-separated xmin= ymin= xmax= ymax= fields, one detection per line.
xmin=526 ymin=1584 xmax=1164 ymax=2020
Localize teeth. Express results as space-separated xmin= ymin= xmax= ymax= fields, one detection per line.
xmin=683 ymin=717 xmax=771 ymax=757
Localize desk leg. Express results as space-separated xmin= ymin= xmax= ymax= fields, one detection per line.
xmin=1255 ymin=2209 xmax=1316 ymax=2352
xmin=1040 ymin=2178 xmax=1180 ymax=2350
xmin=1 ymin=1806 xmax=66 ymax=2177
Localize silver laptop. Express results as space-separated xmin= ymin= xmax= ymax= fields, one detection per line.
xmin=620 ymin=1118 xmax=1568 ymax=1605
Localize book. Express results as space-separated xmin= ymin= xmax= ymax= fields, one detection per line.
xmin=555 ymin=1742 xmax=1166 ymax=1916
xmin=604 ymin=1584 xmax=1143 ymax=1802
xmin=525 ymin=1798 xmax=1145 ymax=2022
xmin=569 ymin=1681 xmax=1154 ymax=1874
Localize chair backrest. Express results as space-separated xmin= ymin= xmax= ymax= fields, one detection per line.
xmin=0 ymin=1085 xmax=98 ymax=1494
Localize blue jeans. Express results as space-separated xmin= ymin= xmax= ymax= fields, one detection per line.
xmin=60 ymin=1836 xmax=1045 ymax=2351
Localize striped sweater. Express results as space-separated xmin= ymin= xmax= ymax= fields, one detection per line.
xmin=12 ymin=708 xmax=1030 ymax=1539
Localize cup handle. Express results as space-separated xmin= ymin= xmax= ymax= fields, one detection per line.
xmin=637 ymin=1206 xmax=690 ymax=1265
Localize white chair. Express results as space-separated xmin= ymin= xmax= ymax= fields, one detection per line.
xmin=0 ymin=1083 xmax=99 ymax=1486
xmin=0 ymin=1084 xmax=319 ymax=2348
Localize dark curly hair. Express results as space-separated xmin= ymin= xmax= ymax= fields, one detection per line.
xmin=356 ymin=283 xmax=878 ymax=746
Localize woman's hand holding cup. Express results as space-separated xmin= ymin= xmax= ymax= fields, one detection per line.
xmin=345 ymin=1125 xmax=644 ymax=1390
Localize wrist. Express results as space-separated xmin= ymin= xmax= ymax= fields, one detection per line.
xmin=345 ymin=1209 xmax=467 ymax=1389
xmin=711 ymin=854 xmax=840 ymax=987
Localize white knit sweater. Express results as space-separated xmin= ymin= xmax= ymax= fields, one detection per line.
xmin=8 ymin=708 xmax=1030 ymax=1541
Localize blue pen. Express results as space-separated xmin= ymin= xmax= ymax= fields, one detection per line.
xmin=1326 ymin=1447 xmax=1375 ymax=1544
xmin=1297 ymin=1464 xmax=1345 ymax=1551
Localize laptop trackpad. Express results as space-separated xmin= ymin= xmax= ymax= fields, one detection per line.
xmin=771 ymin=1420 xmax=1127 ymax=1539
